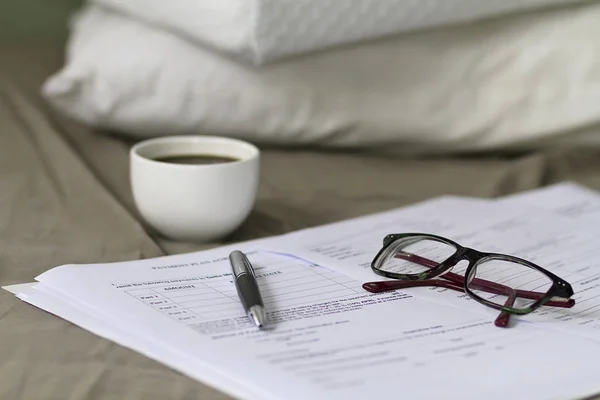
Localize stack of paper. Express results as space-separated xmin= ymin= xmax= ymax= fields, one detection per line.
xmin=5 ymin=182 xmax=600 ymax=400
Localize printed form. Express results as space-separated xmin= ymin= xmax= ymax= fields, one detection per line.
xmin=276 ymin=196 xmax=600 ymax=339
xmin=6 ymin=184 xmax=600 ymax=400
xmin=499 ymin=182 xmax=600 ymax=221
xmin=20 ymin=246 xmax=600 ymax=400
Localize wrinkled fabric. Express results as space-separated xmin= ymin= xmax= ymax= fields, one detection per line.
xmin=1 ymin=41 xmax=600 ymax=400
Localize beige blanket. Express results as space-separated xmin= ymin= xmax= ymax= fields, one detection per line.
xmin=1 ymin=40 xmax=600 ymax=400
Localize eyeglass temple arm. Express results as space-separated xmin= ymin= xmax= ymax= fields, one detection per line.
xmin=362 ymin=279 xmax=514 ymax=328
xmin=395 ymin=253 xmax=574 ymax=308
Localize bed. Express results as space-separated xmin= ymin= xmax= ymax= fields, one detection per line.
xmin=2 ymin=8 xmax=600 ymax=400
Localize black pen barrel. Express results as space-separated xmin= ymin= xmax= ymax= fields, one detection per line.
xmin=235 ymin=274 xmax=263 ymax=311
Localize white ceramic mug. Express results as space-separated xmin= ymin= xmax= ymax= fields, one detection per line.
xmin=130 ymin=135 xmax=260 ymax=243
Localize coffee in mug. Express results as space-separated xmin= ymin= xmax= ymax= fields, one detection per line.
xmin=152 ymin=154 xmax=240 ymax=165
xmin=130 ymin=135 xmax=260 ymax=243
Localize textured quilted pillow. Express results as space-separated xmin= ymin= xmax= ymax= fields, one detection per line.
xmin=92 ymin=0 xmax=588 ymax=64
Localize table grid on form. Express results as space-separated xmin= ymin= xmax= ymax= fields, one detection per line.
xmin=121 ymin=254 xmax=364 ymax=326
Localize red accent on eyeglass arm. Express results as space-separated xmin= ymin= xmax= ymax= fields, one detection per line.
xmin=362 ymin=280 xmax=513 ymax=328
xmin=394 ymin=253 xmax=573 ymax=308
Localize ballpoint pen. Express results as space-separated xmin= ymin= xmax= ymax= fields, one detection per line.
xmin=229 ymin=250 xmax=267 ymax=329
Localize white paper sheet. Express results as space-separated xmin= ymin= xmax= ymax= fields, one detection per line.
xmin=6 ymin=187 xmax=600 ymax=400
xmin=498 ymin=182 xmax=600 ymax=221
xmin=9 ymin=282 xmax=261 ymax=400
xmin=271 ymin=196 xmax=600 ymax=339
xmin=12 ymin=248 xmax=600 ymax=400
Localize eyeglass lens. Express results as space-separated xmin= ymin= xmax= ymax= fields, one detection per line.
xmin=374 ymin=237 xmax=457 ymax=274
xmin=469 ymin=259 xmax=553 ymax=310
xmin=378 ymin=236 xmax=554 ymax=311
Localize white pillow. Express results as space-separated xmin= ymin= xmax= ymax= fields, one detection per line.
xmin=42 ymin=4 xmax=600 ymax=154
xmin=92 ymin=0 xmax=588 ymax=64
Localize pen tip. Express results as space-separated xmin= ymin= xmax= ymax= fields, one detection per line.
xmin=248 ymin=306 xmax=266 ymax=329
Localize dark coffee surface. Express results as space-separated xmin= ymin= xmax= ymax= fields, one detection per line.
xmin=152 ymin=154 xmax=239 ymax=165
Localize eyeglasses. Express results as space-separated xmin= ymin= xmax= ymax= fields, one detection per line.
xmin=362 ymin=233 xmax=576 ymax=327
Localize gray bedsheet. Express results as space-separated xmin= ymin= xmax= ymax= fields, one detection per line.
xmin=2 ymin=40 xmax=600 ymax=400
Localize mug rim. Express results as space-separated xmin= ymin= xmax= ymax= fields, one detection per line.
xmin=130 ymin=135 xmax=260 ymax=169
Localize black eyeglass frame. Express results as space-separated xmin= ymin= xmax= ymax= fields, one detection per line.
xmin=371 ymin=233 xmax=575 ymax=315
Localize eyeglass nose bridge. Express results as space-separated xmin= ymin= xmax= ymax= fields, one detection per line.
xmin=457 ymin=247 xmax=487 ymax=262
xmin=436 ymin=251 xmax=466 ymax=276
xmin=437 ymin=247 xmax=482 ymax=276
